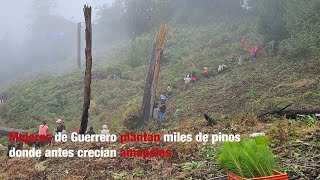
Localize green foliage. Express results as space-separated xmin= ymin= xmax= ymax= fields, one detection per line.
xmin=183 ymin=161 xmax=205 ymax=171
xmin=218 ymin=114 xmax=232 ymax=121
xmin=281 ymin=0 xmax=320 ymax=58
xmin=95 ymin=0 xmax=243 ymax=42
xmin=264 ymin=40 xmax=276 ymax=57
xmin=257 ymin=0 xmax=288 ymax=41
xmin=125 ymin=37 xmax=153 ymax=68
xmin=133 ymin=169 xmax=144 ymax=177
xmin=1 ymin=5 xmax=320 ymax=134
xmin=306 ymin=115 xmax=316 ymax=126
xmin=216 ymin=136 xmax=278 ymax=178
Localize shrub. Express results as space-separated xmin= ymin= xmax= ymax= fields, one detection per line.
xmin=216 ymin=136 xmax=278 ymax=178
xmin=306 ymin=115 xmax=316 ymax=126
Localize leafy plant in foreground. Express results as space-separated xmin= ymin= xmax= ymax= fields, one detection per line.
xmin=306 ymin=115 xmax=315 ymax=126
xmin=183 ymin=161 xmax=205 ymax=171
xmin=216 ymin=136 xmax=278 ymax=178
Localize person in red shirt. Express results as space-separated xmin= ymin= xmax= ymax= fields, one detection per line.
xmin=38 ymin=121 xmax=49 ymax=135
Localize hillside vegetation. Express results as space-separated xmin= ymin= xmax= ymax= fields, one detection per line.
xmin=0 ymin=18 xmax=319 ymax=133
xmin=0 ymin=1 xmax=320 ymax=179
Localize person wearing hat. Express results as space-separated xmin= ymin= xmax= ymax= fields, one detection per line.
xmin=56 ymin=118 xmax=65 ymax=134
xmin=38 ymin=121 xmax=49 ymax=135
xmin=203 ymin=67 xmax=209 ymax=78
xmin=101 ymin=125 xmax=110 ymax=135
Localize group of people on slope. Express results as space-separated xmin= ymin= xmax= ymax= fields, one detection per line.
xmin=184 ymin=72 xmax=196 ymax=90
xmin=84 ymin=125 xmax=110 ymax=135
xmin=183 ymin=64 xmax=227 ymax=90
xmin=37 ymin=118 xmax=110 ymax=138
xmin=153 ymin=84 xmax=172 ymax=121
xmin=238 ymin=38 xmax=259 ymax=66
xmin=37 ymin=118 xmax=66 ymax=135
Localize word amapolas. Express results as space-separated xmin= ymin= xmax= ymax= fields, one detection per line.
xmin=119 ymin=132 xmax=161 ymax=143
xmin=70 ymin=132 xmax=117 ymax=142
xmin=120 ymin=147 xmax=171 ymax=158
xmin=9 ymin=132 xmax=52 ymax=143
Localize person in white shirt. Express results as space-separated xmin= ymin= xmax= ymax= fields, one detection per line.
xmin=101 ymin=125 xmax=110 ymax=135
xmin=184 ymin=75 xmax=191 ymax=90
xmin=218 ymin=64 xmax=227 ymax=73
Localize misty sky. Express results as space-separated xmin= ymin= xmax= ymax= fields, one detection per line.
xmin=0 ymin=0 xmax=114 ymax=43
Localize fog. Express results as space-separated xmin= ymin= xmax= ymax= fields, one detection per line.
xmin=0 ymin=0 xmax=251 ymax=88
xmin=0 ymin=0 xmax=113 ymax=87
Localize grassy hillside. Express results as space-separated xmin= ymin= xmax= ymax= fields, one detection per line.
xmin=0 ymin=17 xmax=320 ymax=179
xmin=0 ymin=19 xmax=319 ymax=133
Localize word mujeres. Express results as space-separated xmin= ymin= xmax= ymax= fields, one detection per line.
xmin=9 ymin=132 xmax=52 ymax=143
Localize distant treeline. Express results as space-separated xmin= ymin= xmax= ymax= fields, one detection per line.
xmin=95 ymin=0 xmax=320 ymax=59
xmin=1 ymin=0 xmax=318 ymax=84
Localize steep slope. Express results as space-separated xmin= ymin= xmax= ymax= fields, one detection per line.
xmin=0 ymin=19 xmax=320 ymax=180
xmin=0 ymin=19 xmax=319 ymax=133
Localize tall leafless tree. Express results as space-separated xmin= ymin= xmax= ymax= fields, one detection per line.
xmin=79 ymin=5 xmax=92 ymax=134
xmin=140 ymin=24 xmax=169 ymax=125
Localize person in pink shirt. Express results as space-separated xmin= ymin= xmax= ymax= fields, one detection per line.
xmin=240 ymin=38 xmax=247 ymax=47
xmin=38 ymin=121 xmax=48 ymax=135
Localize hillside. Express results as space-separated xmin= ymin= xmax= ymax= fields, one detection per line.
xmin=0 ymin=19 xmax=320 ymax=179
xmin=0 ymin=19 xmax=319 ymax=132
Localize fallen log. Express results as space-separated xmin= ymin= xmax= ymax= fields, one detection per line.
xmin=275 ymin=109 xmax=320 ymax=119
xmin=259 ymin=106 xmax=320 ymax=120
xmin=258 ymin=103 xmax=292 ymax=119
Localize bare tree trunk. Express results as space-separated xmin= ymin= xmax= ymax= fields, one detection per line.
xmin=150 ymin=49 xmax=163 ymax=116
xmin=79 ymin=5 xmax=92 ymax=134
xmin=140 ymin=24 xmax=169 ymax=125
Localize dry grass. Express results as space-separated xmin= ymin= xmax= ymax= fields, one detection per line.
xmin=267 ymin=119 xmax=290 ymax=144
